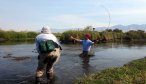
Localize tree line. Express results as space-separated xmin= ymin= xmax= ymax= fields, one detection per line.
xmin=1 ymin=28 xmax=146 ymax=43
xmin=0 ymin=29 xmax=38 ymax=41
xmin=0 ymin=29 xmax=62 ymax=41
xmin=60 ymin=27 xmax=146 ymax=43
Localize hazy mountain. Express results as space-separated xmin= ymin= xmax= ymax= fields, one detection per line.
xmin=36 ymin=28 xmax=72 ymax=33
xmin=111 ymin=24 xmax=146 ymax=32
xmin=35 ymin=24 xmax=146 ymax=33
xmin=95 ymin=24 xmax=146 ymax=32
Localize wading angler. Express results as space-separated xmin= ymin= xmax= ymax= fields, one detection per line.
xmin=35 ymin=26 xmax=62 ymax=84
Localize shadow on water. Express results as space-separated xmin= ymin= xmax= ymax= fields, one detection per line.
xmin=81 ymin=56 xmax=90 ymax=75
xmin=0 ymin=40 xmax=35 ymax=45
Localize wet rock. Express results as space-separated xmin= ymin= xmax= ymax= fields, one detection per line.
xmin=3 ymin=55 xmax=12 ymax=58
xmin=7 ymin=53 xmax=12 ymax=56
xmin=11 ymin=57 xmax=31 ymax=61
xmin=3 ymin=55 xmax=31 ymax=61
xmin=3 ymin=53 xmax=13 ymax=58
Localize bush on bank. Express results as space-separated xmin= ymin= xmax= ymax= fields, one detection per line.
xmin=1 ymin=28 xmax=146 ymax=42
xmin=0 ymin=29 xmax=38 ymax=41
xmin=75 ymin=57 xmax=146 ymax=84
xmin=60 ymin=29 xmax=146 ymax=43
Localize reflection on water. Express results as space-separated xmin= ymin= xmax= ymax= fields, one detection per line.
xmin=81 ymin=56 xmax=90 ymax=75
xmin=1 ymin=41 xmax=146 ymax=84
xmin=0 ymin=40 xmax=35 ymax=45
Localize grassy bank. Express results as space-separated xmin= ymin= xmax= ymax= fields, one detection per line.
xmin=60 ymin=28 xmax=146 ymax=43
xmin=0 ymin=29 xmax=62 ymax=41
xmin=0 ymin=29 xmax=38 ymax=41
xmin=75 ymin=57 xmax=146 ymax=84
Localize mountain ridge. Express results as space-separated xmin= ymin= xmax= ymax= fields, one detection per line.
xmin=35 ymin=24 xmax=146 ymax=33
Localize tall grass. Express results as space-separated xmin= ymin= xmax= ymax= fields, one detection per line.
xmin=75 ymin=57 xmax=146 ymax=84
xmin=0 ymin=29 xmax=38 ymax=41
xmin=1 ymin=28 xmax=146 ymax=42
xmin=60 ymin=29 xmax=146 ymax=43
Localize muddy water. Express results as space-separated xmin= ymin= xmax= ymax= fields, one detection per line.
xmin=1 ymin=42 xmax=146 ymax=84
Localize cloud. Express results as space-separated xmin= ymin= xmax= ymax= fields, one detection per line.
xmin=1 ymin=0 xmax=146 ymax=31
xmin=111 ymin=8 xmax=146 ymax=16
xmin=50 ymin=14 xmax=108 ymax=28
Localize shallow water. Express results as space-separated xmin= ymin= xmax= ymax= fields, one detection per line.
xmin=0 ymin=42 xmax=146 ymax=84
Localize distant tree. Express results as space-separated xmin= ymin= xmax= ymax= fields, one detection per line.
xmin=27 ymin=31 xmax=38 ymax=38
xmin=83 ymin=26 xmax=93 ymax=31
xmin=113 ymin=28 xmax=122 ymax=33
xmin=105 ymin=29 xmax=112 ymax=32
xmin=93 ymin=28 xmax=95 ymax=31
xmin=137 ymin=30 xmax=145 ymax=33
xmin=0 ymin=29 xmax=38 ymax=40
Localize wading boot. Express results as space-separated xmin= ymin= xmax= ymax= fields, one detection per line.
xmin=35 ymin=77 xmax=42 ymax=84
xmin=46 ymin=72 xmax=54 ymax=84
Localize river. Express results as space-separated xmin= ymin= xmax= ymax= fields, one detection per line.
xmin=0 ymin=41 xmax=146 ymax=84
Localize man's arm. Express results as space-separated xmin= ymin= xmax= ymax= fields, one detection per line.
xmin=70 ymin=36 xmax=81 ymax=42
xmin=35 ymin=38 xmax=40 ymax=53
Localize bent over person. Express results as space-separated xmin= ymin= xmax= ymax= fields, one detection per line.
xmin=35 ymin=26 xmax=62 ymax=84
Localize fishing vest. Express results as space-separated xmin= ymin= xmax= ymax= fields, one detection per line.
xmin=39 ymin=40 xmax=56 ymax=53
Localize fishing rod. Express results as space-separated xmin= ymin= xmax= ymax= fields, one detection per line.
xmin=90 ymin=4 xmax=111 ymax=55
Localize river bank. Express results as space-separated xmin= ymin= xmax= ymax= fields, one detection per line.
xmin=75 ymin=57 xmax=146 ymax=84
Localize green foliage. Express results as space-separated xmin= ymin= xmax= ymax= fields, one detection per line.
xmin=1 ymin=28 xmax=146 ymax=42
xmin=0 ymin=29 xmax=38 ymax=40
xmin=113 ymin=28 xmax=123 ymax=33
xmin=0 ymin=29 xmax=6 ymax=38
xmin=60 ymin=30 xmax=100 ymax=42
xmin=83 ymin=26 xmax=93 ymax=31
xmin=101 ymin=31 xmax=113 ymax=40
xmin=105 ymin=29 xmax=112 ymax=32
xmin=60 ymin=28 xmax=146 ymax=43
xmin=124 ymin=30 xmax=146 ymax=41
xmin=75 ymin=57 xmax=146 ymax=84
xmin=27 ymin=31 xmax=38 ymax=38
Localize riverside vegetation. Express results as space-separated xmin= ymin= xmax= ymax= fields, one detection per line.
xmin=0 ymin=29 xmax=38 ymax=41
xmin=1 ymin=27 xmax=146 ymax=42
xmin=75 ymin=57 xmax=146 ymax=84
xmin=0 ymin=29 xmax=61 ymax=41
xmin=60 ymin=26 xmax=146 ymax=43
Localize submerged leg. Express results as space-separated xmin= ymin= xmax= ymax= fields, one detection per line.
xmin=46 ymin=57 xmax=57 ymax=79
xmin=35 ymin=54 xmax=46 ymax=84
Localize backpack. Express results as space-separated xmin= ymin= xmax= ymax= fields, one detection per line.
xmin=39 ymin=40 xmax=56 ymax=53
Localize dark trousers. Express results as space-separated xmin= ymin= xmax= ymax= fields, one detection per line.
xmin=35 ymin=48 xmax=60 ymax=83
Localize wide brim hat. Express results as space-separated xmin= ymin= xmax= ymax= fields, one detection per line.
xmin=41 ymin=26 xmax=51 ymax=34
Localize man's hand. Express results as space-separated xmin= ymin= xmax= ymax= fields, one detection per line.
xmin=70 ymin=36 xmax=74 ymax=40
xmin=70 ymin=36 xmax=80 ymax=42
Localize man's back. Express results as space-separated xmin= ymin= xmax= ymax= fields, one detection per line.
xmin=36 ymin=33 xmax=59 ymax=44
xmin=36 ymin=33 xmax=60 ymax=52
xmin=80 ymin=39 xmax=94 ymax=52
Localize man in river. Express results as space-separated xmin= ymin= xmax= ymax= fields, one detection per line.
xmin=35 ymin=26 xmax=62 ymax=84
xmin=70 ymin=34 xmax=94 ymax=56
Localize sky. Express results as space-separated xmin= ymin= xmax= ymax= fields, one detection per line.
xmin=0 ymin=0 xmax=146 ymax=31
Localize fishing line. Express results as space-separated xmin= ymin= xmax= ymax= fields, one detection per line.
xmin=91 ymin=4 xmax=111 ymax=55
xmin=100 ymin=4 xmax=111 ymax=29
